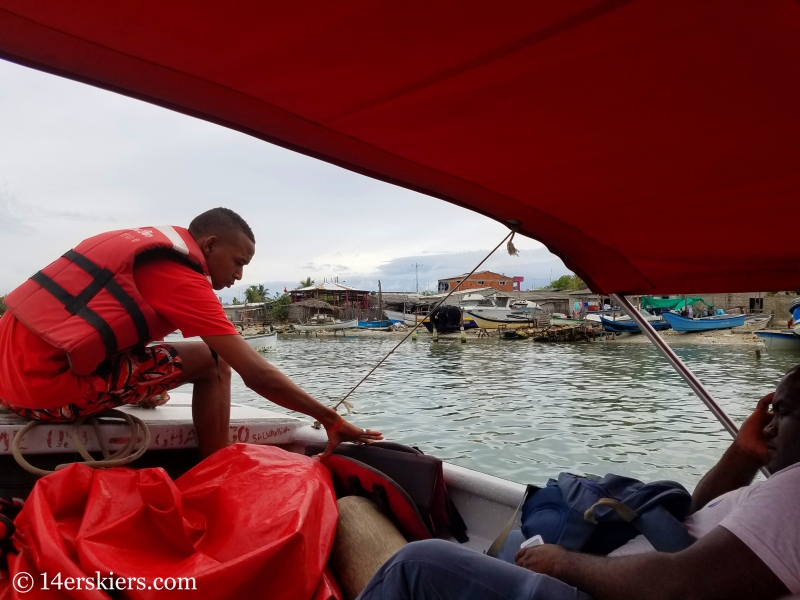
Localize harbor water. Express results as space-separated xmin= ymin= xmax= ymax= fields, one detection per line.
xmin=229 ymin=335 xmax=796 ymax=489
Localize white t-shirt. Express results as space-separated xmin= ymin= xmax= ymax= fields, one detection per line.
xmin=608 ymin=462 xmax=800 ymax=593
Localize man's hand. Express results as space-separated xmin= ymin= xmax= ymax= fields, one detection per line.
xmin=514 ymin=544 xmax=567 ymax=576
xmin=734 ymin=392 xmax=774 ymax=465
xmin=319 ymin=418 xmax=383 ymax=458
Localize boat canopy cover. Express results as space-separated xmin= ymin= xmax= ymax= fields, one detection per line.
xmin=641 ymin=296 xmax=709 ymax=311
xmin=1 ymin=2 xmax=799 ymax=294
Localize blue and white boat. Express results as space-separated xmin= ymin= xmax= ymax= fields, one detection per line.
xmin=600 ymin=317 xmax=670 ymax=333
xmin=755 ymin=330 xmax=800 ymax=351
xmin=661 ymin=311 xmax=746 ymax=332
xmin=357 ymin=319 xmax=393 ymax=329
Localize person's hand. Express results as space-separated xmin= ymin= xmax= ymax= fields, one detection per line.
xmin=319 ymin=418 xmax=383 ymax=458
xmin=515 ymin=544 xmax=567 ymax=576
xmin=734 ymin=392 xmax=774 ymax=464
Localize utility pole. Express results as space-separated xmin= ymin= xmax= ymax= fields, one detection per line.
xmin=378 ymin=280 xmax=384 ymax=321
xmin=412 ymin=263 xmax=423 ymax=293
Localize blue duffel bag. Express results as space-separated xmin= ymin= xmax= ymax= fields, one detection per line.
xmin=488 ymin=472 xmax=694 ymax=563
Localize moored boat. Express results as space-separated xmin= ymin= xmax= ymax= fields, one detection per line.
xmin=600 ymin=317 xmax=670 ymax=333
xmin=357 ymin=319 xmax=393 ymax=329
xmin=243 ymin=331 xmax=277 ymax=351
xmin=661 ymin=312 xmax=746 ymax=332
xmin=292 ymin=319 xmax=358 ymax=332
xmin=755 ymin=330 xmax=800 ymax=351
xmin=384 ymin=310 xmax=420 ymax=326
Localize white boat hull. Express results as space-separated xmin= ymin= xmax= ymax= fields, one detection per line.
xmin=293 ymin=319 xmax=358 ymax=332
xmin=243 ymin=331 xmax=278 ymax=352
xmin=467 ymin=311 xmax=538 ymax=329
xmin=756 ymin=330 xmax=800 ymax=351
xmin=384 ymin=310 xmax=419 ymax=326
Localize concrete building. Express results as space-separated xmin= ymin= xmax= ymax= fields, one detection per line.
xmin=437 ymin=271 xmax=521 ymax=293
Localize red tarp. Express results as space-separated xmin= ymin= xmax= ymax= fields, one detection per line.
xmin=0 ymin=1 xmax=799 ymax=293
xmin=1 ymin=444 xmax=341 ymax=599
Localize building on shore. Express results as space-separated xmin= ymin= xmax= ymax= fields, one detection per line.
xmin=290 ymin=282 xmax=370 ymax=310
xmin=223 ymin=302 xmax=271 ymax=326
xmin=437 ymin=271 xmax=522 ymax=293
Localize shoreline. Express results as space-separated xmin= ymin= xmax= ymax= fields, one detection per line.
xmin=243 ymin=324 xmax=768 ymax=347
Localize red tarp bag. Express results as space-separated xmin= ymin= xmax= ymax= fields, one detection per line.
xmin=1 ymin=444 xmax=341 ymax=599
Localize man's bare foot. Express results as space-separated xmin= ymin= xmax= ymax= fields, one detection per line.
xmin=137 ymin=391 xmax=170 ymax=409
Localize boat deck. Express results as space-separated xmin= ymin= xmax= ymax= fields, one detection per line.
xmin=0 ymin=389 xmax=303 ymax=455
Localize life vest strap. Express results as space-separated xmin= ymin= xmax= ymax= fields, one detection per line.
xmin=63 ymin=250 xmax=150 ymax=349
xmin=31 ymin=270 xmax=118 ymax=360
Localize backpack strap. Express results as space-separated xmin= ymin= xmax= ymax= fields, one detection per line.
xmin=584 ymin=498 xmax=695 ymax=552
xmin=486 ymin=484 xmax=539 ymax=557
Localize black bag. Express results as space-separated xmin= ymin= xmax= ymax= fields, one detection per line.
xmin=306 ymin=441 xmax=468 ymax=542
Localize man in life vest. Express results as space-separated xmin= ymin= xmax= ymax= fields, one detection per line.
xmin=0 ymin=208 xmax=382 ymax=458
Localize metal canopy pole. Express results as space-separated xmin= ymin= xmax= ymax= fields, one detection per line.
xmin=611 ymin=294 xmax=770 ymax=478
xmin=611 ymin=294 xmax=739 ymax=437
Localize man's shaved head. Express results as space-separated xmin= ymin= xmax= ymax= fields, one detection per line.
xmin=764 ymin=365 xmax=800 ymax=473
xmin=188 ymin=207 xmax=256 ymax=290
xmin=189 ymin=207 xmax=255 ymax=244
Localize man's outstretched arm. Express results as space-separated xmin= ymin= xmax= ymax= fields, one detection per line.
xmin=203 ymin=334 xmax=382 ymax=455
xmin=516 ymin=526 xmax=789 ymax=600
xmin=690 ymin=393 xmax=772 ymax=512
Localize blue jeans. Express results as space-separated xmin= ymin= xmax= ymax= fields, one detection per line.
xmin=357 ymin=540 xmax=593 ymax=600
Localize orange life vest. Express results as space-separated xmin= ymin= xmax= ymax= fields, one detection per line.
xmin=5 ymin=226 xmax=209 ymax=376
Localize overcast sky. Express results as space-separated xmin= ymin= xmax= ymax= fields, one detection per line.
xmin=0 ymin=59 xmax=570 ymax=302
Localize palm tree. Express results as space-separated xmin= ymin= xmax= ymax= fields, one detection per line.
xmin=244 ymin=284 xmax=269 ymax=303
xmin=297 ymin=277 xmax=315 ymax=289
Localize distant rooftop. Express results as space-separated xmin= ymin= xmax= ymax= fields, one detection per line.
xmin=294 ymin=282 xmax=368 ymax=292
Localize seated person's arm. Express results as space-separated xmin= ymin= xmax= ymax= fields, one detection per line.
xmin=516 ymin=525 xmax=789 ymax=600
xmin=690 ymin=394 xmax=772 ymax=513
xmin=203 ymin=334 xmax=382 ymax=455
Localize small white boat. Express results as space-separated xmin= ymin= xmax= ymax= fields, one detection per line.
xmin=755 ymin=330 xmax=800 ymax=351
xmin=243 ymin=331 xmax=277 ymax=352
xmin=293 ymin=318 xmax=358 ymax=332
xmin=384 ymin=309 xmax=419 ymax=326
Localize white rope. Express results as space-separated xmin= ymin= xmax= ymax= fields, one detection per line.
xmin=12 ymin=409 xmax=151 ymax=477
xmin=330 ymin=228 xmax=519 ymax=414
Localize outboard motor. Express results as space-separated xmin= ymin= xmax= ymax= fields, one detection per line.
xmin=429 ymin=305 xmax=465 ymax=332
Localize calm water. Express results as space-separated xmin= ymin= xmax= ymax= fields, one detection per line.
xmin=229 ymin=335 xmax=797 ymax=489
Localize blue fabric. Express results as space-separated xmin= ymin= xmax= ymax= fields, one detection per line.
xmin=356 ymin=540 xmax=593 ymax=600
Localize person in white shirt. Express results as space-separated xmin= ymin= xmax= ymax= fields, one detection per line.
xmin=359 ymin=366 xmax=800 ymax=600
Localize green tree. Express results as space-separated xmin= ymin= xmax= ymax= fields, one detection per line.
xmin=232 ymin=297 xmax=241 ymax=305
xmin=0 ymin=295 xmax=6 ymax=316
xmin=244 ymin=284 xmax=268 ymax=303
xmin=297 ymin=277 xmax=315 ymax=289
xmin=546 ymin=274 xmax=585 ymax=291
xmin=270 ymin=292 xmax=293 ymax=322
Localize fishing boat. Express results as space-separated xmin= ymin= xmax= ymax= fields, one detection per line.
xmin=242 ymin=331 xmax=277 ymax=352
xmin=292 ymin=318 xmax=358 ymax=332
xmin=2 ymin=3 xmax=799 ymax=595
xmin=755 ymin=330 xmax=800 ymax=351
xmin=600 ymin=317 xmax=670 ymax=333
xmin=357 ymin=319 xmax=393 ymax=329
xmin=467 ymin=311 xmax=541 ymax=330
xmin=661 ymin=312 xmax=746 ymax=332
xmin=384 ymin=310 xmax=419 ymax=326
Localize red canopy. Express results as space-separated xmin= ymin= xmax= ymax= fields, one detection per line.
xmin=1 ymin=1 xmax=798 ymax=294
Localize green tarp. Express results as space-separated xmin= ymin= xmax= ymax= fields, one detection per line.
xmin=641 ymin=296 xmax=710 ymax=311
